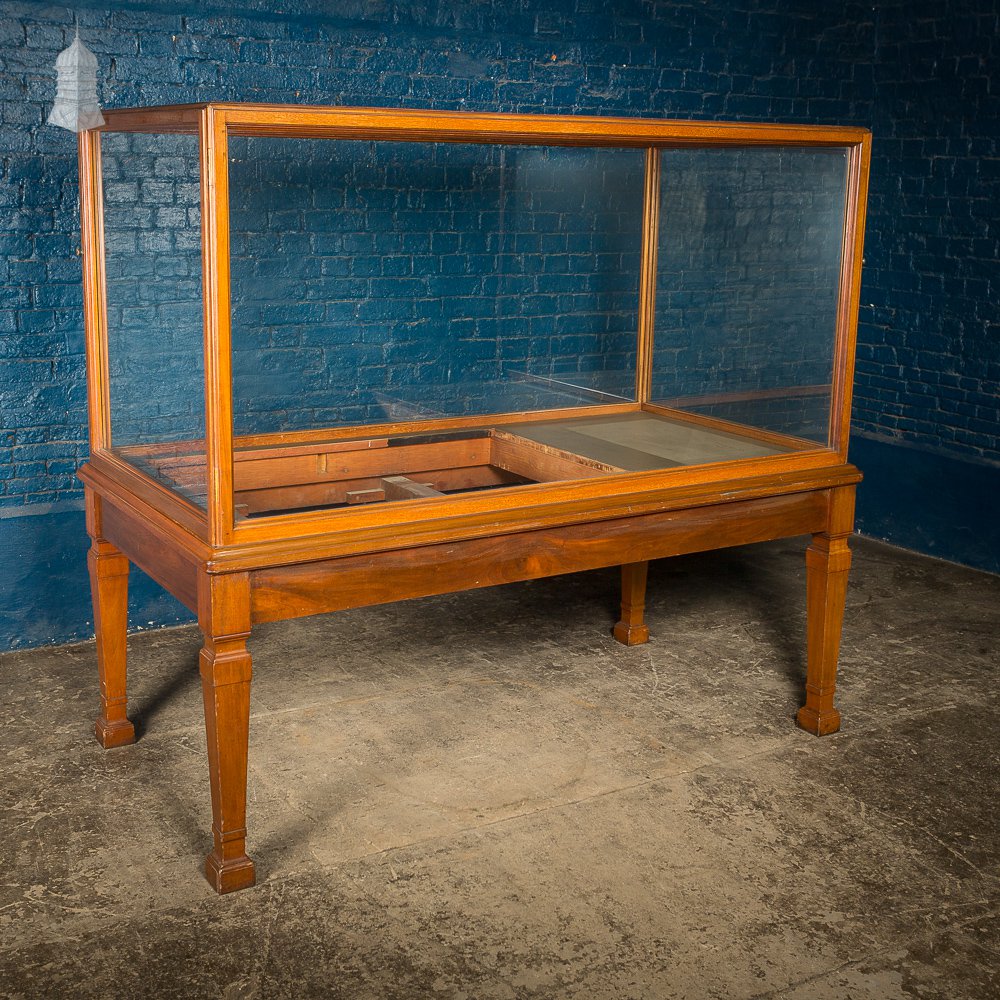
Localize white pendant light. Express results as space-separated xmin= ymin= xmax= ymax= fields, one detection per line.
xmin=48 ymin=24 xmax=104 ymax=133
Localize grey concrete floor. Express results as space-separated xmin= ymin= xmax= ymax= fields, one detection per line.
xmin=1 ymin=537 xmax=998 ymax=999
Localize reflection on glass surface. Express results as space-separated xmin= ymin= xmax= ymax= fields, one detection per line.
xmin=227 ymin=139 xmax=644 ymax=437
xmin=101 ymin=131 xmax=207 ymax=507
xmin=652 ymin=147 xmax=848 ymax=445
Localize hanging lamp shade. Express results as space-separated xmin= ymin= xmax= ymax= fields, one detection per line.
xmin=48 ymin=32 xmax=104 ymax=133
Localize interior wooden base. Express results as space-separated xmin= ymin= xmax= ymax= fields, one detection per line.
xmin=118 ymin=409 xmax=804 ymax=519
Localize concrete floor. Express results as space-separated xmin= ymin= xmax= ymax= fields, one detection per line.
xmin=1 ymin=537 xmax=998 ymax=999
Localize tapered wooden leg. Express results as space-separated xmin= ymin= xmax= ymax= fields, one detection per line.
xmin=86 ymin=493 xmax=135 ymax=749
xmin=199 ymin=573 xmax=256 ymax=894
xmin=797 ymin=489 xmax=855 ymax=736
xmin=613 ymin=561 xmax=650 ymax=646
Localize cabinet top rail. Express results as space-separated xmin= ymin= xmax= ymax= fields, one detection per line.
xmin=92 ymin=103 xmax=869 ymax=147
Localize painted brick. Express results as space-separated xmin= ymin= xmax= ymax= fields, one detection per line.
xmin=0 ymin=0 xmax=995 ymax=516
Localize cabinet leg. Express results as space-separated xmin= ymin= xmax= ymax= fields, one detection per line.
xmin=796 ymin=534 xmax=852 ymax=736
xmin=613 ymin=561 xmax=650 ymax=646
xmin=199 ymin=574 xmax=256 ymax=894
xmin=88 ymin=536 xmax=135 ymax=749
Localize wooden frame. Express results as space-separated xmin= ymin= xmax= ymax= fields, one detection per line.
xmin=77 ymin=104 xmax=870 ymax=894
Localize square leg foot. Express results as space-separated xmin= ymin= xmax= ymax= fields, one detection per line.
xmin=204 ymin=850 xmax=256 ymax=894
xmin=796 ymin=706 xmax=841 ymax=736
xmin=95 ymin=717 xmax=136 ymax=748
xmin=613 ymin=622 xmax=650 ymax=646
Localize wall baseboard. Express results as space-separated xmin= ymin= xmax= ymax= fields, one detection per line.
xmin=850 ymin=434 xmax=999 ymax=576
xmin=0 ymin=507 xmax=193 ymax=653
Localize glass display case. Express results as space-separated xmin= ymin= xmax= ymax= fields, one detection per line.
xmin=77 ymin=104 xmax=870 ymax=893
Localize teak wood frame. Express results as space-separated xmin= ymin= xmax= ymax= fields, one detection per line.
xmin=77 ymin=104 xmax=871 ymax=894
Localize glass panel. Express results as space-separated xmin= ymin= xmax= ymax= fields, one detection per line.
xmin=101 ymin=131 xmax=206 ymax=507
xmin=651 ymin=147 xmax=848 ymax=445
xmin=227 ymin=139 xmax=644 ymax=438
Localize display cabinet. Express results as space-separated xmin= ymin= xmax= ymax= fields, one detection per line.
xmin=77 ymin=103 xmax=870 ymax=893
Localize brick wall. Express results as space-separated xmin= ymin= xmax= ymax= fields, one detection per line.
xmin=227 ymin=138 xmax=643 ymax=435
xmin=853 ymin=0 xmax=1000 ymax=463
xmin=107 ymin=133 xmax=850 ymax=446
xmin=653 ymin=145 xmax=848 ymax=441
xmin=0 ymin=0 xmax=876 ymax=510
xmin=2 ymin=0 xmax=998 ymax=647
xmin=101 ymin=131 xmax=205 ymax=449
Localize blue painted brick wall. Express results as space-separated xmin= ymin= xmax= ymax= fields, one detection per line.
xmin=2 ymin=0 xmax=998 ymax=648
xmin=0 ymin=0 xmax=876 ymax=513
xmin=653 ymin=145 xmax=849 ymax=440
xmin=226 ymin=139 xmax=644 ymax=433
xmin=855 ymin=0 xmax=999 ymax=464
xmin=101 ymin=131 xmax=205 ymax=451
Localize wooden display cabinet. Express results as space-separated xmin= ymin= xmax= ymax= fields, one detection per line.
xmin=77 ymin=104 xmax=870 ymax=893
